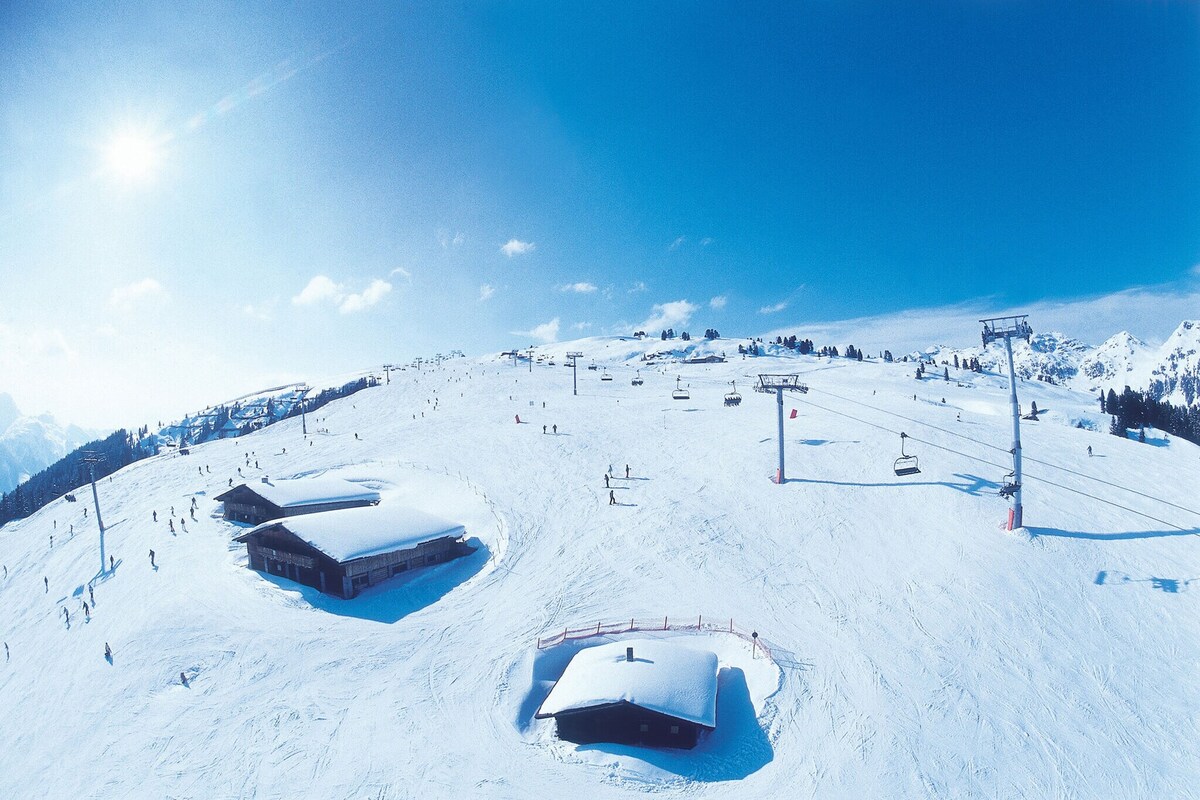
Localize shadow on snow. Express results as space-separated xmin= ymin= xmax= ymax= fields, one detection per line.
xmin=1095 ymin=570 xmax=1197 ymax=593
xmin=1029 ymin=526 xmax=1199 ymax=542
xmin=258 ymin=536 xmax=489 ymax=624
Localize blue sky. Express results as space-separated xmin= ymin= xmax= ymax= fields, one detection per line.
xmin=2 ymin=1 xmax=1198 ymax=427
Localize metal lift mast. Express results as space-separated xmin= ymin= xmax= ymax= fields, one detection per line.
xmin=981 ymin=314 xmax=1033 ymax=530
xmin=757 ymin=374 xmax=808 ymax=483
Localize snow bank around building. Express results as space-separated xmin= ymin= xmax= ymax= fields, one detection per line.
xmin=514 ymin=630 xmax=781 ymax=784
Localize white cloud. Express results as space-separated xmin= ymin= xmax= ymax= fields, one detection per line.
xmin=572 ymin=321 xmax=593 ymax=330
xmin=759 ymin=301 xmax=788 ymax=315
xmin=1191 ymin=263 xmax=1200 ymax=277
xmin=479 ymin=284 xmax=496 ymax=302
xmin=700 ymin=237 xmax=714 ymax=246
xmin=639 ymin=299 xmax=699 ymax=332
xmin=0 ymin=322 xmax=78 ymax=371
xmin=241 ymin=298 xmax=278 ymax=321
xmin=390 ymin=267 xmax=412 ymax=280
xmin=501 ymin=238 xmax=535 ymax=257
xmin=292 ymin=275 xmax=391 ymax=313
xmin=669 ymin=236 xmax=686 ymax=251
xmin=338 ymin=279 xmax=392 ymax=313
xmin=709 ymin=295 xmax=727 ymax=310
xmin=513 ymin=317 xmax=560 ymax=343
xmin=560 ymin=282 xmax=598 ymax=294
xmin=628 ymin=281 xmax=648 ymax=294
xmin=292 ymin=275 xmax=343 ymax=306
xmin=108 ymin=278 xmax=167 ymax=311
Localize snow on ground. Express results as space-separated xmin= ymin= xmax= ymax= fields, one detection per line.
xmin=2 ymin=338 xmax=1200 ymax=798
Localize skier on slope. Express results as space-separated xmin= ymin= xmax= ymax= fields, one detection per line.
xmin=609 ymin=490 xmax=616 ymax=506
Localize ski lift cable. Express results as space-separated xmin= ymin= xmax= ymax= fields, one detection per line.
xmin=790 ymin=392 xmax=1198 ymax=533
xmin=803 ymin=385 xmax=1200 ymax=521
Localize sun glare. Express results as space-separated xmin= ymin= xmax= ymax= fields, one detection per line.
xmin=103 ymin=130 xmax=164 ymax=183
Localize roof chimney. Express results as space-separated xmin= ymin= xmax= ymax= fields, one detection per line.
xmin=626 ymin=646 xmax=634 ymax=662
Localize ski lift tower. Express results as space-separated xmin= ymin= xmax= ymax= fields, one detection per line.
xmin=757 ymin=374 xmax=808 ymax=484
xmin=980 ymin=314 xmax=1033 ymax=529
xmin=80 ymin=451 xmax=107 ymax=575
xmin=566 ymin=351 xmax=583 ymax=396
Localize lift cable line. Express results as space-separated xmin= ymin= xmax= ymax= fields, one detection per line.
xmin=786 ymin=389 xmax=1198 ymax=534
xmin=808 ymin=384 xmax=1200 ymax=521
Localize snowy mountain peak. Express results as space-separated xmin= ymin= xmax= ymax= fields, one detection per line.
xmin=1148 ymin=320 xmax=1200 ymax=406
xmin=0 ymin=392 xmax=19 ymax=433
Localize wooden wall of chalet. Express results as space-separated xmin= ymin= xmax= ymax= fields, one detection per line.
xmin=551 ymin=701 xmax=706 ymax=749
xmin=243 ymin=525 xmax=471 ymax=599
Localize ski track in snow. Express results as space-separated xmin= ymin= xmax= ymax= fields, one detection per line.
xmin=1 ymin=345 xmax=1199 ymax=798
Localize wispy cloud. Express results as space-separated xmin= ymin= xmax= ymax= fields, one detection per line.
xmin=572 ymin=321 xmax=593 ymax=330
xmin=292 ymin=275 xmax=392 ymax=313
xmin=513 ymin=317 xmax=560 ymax=343
xmin=709 ymin=295 xmax=727 ymax=310
xmin=560 ymin=282 xmax=598 ymax=294
xmin=0 ymin=322 xmax=78 ymax=370
xmin=639 ymin=299 xmax=699 ymax=332
xmin=628 ymin=281 xmax=648 ymax=294
xmin=758 ymin=285 xmax=806 ymax=316
xmin=501 ymin=238 xmax=535 ymax=257
xmin=669 ymin=236 xmax=686 ymax=251
xmin=390 ymin=266 xmax=412 ymax=281
xmin=437 ymin=229 xmax=464 ymax=249
xmin=241 ymin=298 xmax=278 ymax=321
xmin=700 ymin=237 xmax=714 ymax=246
xmin=108 ymin=278 xmax=167 ymax=311
xmin=479 ymin=284 xmax=496 ymax=302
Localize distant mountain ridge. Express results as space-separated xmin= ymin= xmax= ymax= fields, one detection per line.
xmin=914 ymin=320 xmax=1200 ymax=405
xmin=0 ymin=394 xmax=104 ymax=494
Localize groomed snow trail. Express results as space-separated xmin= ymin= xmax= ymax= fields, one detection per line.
xmin=2 ymin=343 xmax=1199 ymax=798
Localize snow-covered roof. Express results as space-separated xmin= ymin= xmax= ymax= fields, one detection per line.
xmin=229 ymin=476 xmax=381 ymax=509
xmin=244 ymin=503 xmax=465 ymax=563
xmin=537 ymin=639 xmax=719 ymax=727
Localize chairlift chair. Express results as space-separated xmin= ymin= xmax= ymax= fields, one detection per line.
xmin=724 ymin=381 xmax=742 ymax=407
xmin=600 ymin=370 xmax=613 ymax=381
xmin=631 ymin=370 xmax=644 ymax=386
xmin=893 ymin=432 xmax=921 ymax=476
xmin=998 ymin=472 xmax=1019 ymax=498
xmin=671 ymin=376 xmax=690 ymax=400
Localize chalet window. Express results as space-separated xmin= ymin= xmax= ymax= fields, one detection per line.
xmin=426 ymin=553 xmax=440 ymax=565
xmin=639 ymin=723 xmax=649 ymax=733
xmin=351 ymin=574 xmax=370 ymax=588
xmin=670 ymin=725 xmax=679 ymax=735
xmin=390 ymin=562 xmax=408 ymax=577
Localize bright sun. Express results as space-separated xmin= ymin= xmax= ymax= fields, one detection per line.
xmin=103 ymin=131 xmax=164 ymax=182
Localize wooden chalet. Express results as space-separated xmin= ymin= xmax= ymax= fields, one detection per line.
xmin=215 ymin=476 xmax=381 ymax=525
xmin=535 ymin=639 xmax=719 ymax=749
xmin=235 ymin=504 xmax=471 ymax=598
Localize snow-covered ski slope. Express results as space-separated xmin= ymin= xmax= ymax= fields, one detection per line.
xmin=2 ymin=337 xmax=1199 ymax=798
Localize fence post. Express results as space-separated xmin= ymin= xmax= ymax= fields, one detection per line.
xmin=729 ymin=618 xmax=734 ymax=633
xmin=698 ymin=614 xmax=702 ymax=630
xmin=596 ymin=621 xmax=601 ymax=635
xmin=663 ymin=615 xmax=668 ymax=631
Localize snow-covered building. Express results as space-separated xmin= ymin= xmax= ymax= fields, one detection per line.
xmin=535 ymin=639 xmax=719 ymax=749
xmin=215 ymin=476 xmax=381 ymax=524
xmin=235 ymin=504 xmax=471 ymax=598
